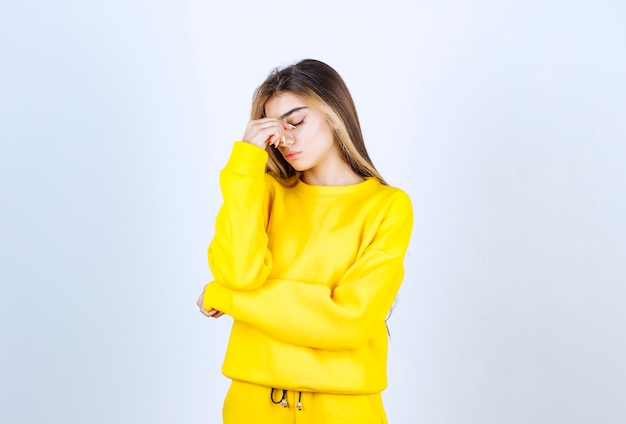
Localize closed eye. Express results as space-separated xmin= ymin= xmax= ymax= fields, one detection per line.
xmin=290 ymin=119 xmax=304 ymax=127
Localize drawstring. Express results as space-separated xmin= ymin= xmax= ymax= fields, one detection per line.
xmin=270 ymin=388 xmax=303 ymax=411
xmin=270 ymin=388 xmax=288 ymax=407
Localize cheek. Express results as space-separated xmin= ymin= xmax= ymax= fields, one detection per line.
xmin=305 ymin=120 xmax=334 ymax=142
xmin=295 ymin=126 xmax=316 ymax=144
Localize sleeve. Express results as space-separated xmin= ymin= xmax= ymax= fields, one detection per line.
xmin=207 ymin=142 xmax=273 ymax=291
xmin=204 ymin=190 xmax=414 ymax=350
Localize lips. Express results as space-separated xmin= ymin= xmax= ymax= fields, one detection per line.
xmin=284 ymin=151 xmax=301 ymax=160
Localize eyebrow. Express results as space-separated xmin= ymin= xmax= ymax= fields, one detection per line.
xmin=280 ymin=106 xmax=307 ymax=119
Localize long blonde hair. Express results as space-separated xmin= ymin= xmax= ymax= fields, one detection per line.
xmin=250 ymin=59 xmax=386 ymax=186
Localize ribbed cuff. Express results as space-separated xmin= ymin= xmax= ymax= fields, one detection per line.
xmin=223 ymin=141 xmax=268 ymax=179
xmin=203 ymin=282 xmax=234 ymax=315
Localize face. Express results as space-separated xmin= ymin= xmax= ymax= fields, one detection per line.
xmin=264 ymin=92 xmax=343 ymax=178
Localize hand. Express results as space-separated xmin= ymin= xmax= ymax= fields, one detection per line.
xmin=242 ymin=118 xmax=293 ymax=149
xmin=197 ymin=286 xmax=224 ymax=318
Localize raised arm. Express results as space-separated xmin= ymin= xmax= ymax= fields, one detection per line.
xmin=208 ymin=142 xmax=273 ymax=291
xmin=208 ymin=119 xmax=294 ymax=291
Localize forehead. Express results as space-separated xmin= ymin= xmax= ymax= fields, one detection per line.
xmin=264 ymin=92 xmax=307 ymax=118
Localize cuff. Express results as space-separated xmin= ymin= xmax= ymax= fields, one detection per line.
xmin=203 ymin=282 xmax=234 ymax=315
xmin=223 ymin=141 xmax=269 ymax=179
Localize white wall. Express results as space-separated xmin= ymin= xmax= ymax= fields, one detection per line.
xmin=1 ymin=1 xmax=625 ymax=423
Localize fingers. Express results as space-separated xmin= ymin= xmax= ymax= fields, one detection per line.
xmin=279 ymin=121 xmax=296 ymax=147
xmin=242 ymin=119 xmax=296 ymax=149
xmin=199 ymin=307 xmax=214 ymax=317
xmin=198 ymin=301 xmax=221 ymax=318
xmin=201 ymin=308 xmax=221 ymax=317
xmin=197 ymin=288 xmax=211 ymax=315
xmin=242 ymin=118 xmax=283 ymax=148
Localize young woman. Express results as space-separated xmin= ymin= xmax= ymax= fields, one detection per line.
xmin=197 ymin=59 xmax=413 ymax=424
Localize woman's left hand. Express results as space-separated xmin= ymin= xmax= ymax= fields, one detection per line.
xmin=197 ymin=286 xmax=224 ymax=318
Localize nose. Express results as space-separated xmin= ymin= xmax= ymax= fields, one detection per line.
xmin=281 ymin=127 xmax=295 ymax=146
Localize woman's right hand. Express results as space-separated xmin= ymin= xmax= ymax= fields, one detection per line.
xmin=197 ymin=286 xmax=224 ymax=319
xmin=242 ymin=118 xmax=291 ymax=149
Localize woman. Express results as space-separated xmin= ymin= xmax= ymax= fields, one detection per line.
xmin=197 ymin=59 xmax=413 ymax=423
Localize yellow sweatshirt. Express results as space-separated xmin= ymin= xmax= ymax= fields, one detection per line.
xmin=203 ymin=142 xmax=413 ymax=394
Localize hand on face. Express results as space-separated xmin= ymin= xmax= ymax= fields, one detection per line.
xmin=242 ymin=118 xmax=295 ymax=149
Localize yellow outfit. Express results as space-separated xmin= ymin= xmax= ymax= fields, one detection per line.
xmin=223 ymin=380 xmax=387 ymax=424
xmin=203 ymin=142 xmax=413 ymax=421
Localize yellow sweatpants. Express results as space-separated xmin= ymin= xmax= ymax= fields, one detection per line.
xmin=223 ymin=380 xmax=388 ymax=424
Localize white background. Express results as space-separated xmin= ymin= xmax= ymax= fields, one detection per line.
xmin=1 ymin=1 xmax=625 ymax=423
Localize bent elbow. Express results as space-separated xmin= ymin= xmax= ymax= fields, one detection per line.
xmin=208 ymin=245 xmax=272 ymax=291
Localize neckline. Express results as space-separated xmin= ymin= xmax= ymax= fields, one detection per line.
xmin=294 ymin=177 xmax=378 ymax=195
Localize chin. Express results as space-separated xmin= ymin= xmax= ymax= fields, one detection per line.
xmin=290 ymin=163 xmax=309 ymax=172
